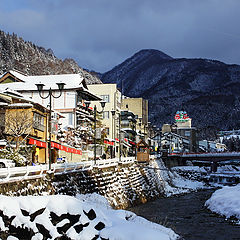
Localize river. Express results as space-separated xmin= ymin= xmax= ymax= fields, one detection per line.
xmin=129 ymin=189 xmax=240 ymax=240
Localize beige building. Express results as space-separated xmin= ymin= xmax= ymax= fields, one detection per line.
xmin=87 ymin=84 xmax=122 ymax=157
xmin=121 ymin=98 xmax=148 ymax=141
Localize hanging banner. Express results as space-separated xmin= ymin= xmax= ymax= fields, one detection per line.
xmin=28 ymin=138 xmax=47 ymax=148
xmin=50 ymin=142 xmax=82 ymax=155
xmin=104 ymin=140 xmax=114 ymax=146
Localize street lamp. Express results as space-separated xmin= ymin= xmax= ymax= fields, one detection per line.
xmin=85 ymin=100 xmax=106 ymax=164
xmin=36 ymin=82 xmax=65 ymax=170
xmin=111 ymin=109 xmax=122 ymax=161
xmin=156 ymin=128 xmax=162 ymax=156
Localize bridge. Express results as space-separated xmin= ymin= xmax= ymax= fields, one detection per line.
xmin=164 ymin=152 xmax=240 ymax=169
xmin=168 ymin=152 xmax=240 ymax=162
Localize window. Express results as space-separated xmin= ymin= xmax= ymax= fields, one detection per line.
xmin=68 ymin=113 xmax=73 ymax=125
xmin=100 ymin=95 xmax=110 ymax=103
xmin=185 ymin=131 xmax=191 ymax=137
xmin=105 ymin=127 xmax=109 ymax=135
xmin=33 ymin=113 xmax=45 ymax=131
xmin=103 ymin=111 xmax=109 ymax=119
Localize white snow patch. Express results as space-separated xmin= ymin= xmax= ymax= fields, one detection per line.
xmin=0 ymin=194 xmax=179 ymax=240
xmin=205 ymin=184 xmax=240 ymax=224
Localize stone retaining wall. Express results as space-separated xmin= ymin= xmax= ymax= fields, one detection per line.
xmin=0 ymin=160 xmax=167 ymax=209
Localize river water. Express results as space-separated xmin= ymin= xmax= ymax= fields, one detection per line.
xmin=129 ymin=189 xmax=240 ymax=240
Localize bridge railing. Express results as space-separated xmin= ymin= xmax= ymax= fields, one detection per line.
xmin=168 ymin=152 xmax=240 ymax=158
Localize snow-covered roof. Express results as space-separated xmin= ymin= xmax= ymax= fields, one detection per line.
xmin=0 ymin=89 xmax=48 ymax=111
xmin=8 ymin=103 xmax=33 ymax=108
xmin=122 ymin=128 xmax=135 ymax=132
xmin=0 ymin=70 xmax=86 ymax=91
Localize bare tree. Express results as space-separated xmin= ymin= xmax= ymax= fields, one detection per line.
xmin=5 ymin=109 xmax=32 ymax=150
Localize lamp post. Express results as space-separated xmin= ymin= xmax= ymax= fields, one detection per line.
xmin=36 ymin=82 xmax=65 ymax=170
xmin=156 ymin=128 xmax=161 ymax=155
xmin=111 ymin=109 xmax=121 ymax=161
xmin=85 ymin=101 xmax=106 ymax=164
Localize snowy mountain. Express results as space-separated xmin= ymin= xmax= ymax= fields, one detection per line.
xmin=101 ymin=49 xmax=240 ymax=139
xmin=0 ymin=30 xmax=101 ymax=84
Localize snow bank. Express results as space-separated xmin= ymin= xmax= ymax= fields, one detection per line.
xmin=205 ymin=184 xmax=240 ymax=224
xmin=0 ymin=194 xmax=179 ymax=240
xmin=153 ymin=161 xmax=206 ymax=197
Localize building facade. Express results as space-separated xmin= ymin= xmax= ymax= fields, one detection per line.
xmin=0 ymin=70 xmax=99 ymax=129
xmin=0 ymin=90 xmax=49 ymax=163
xmin=87 ymin=83 xmax=122 ymax=158
xmin=121 ymin=98 xmax=148 ymax=141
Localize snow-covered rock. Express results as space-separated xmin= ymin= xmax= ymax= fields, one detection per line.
xmin=0 ymin=194 xmax=179 ymax=240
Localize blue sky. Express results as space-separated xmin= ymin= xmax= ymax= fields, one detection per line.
xmin=0 ymin=0 xmax=240 ymax=72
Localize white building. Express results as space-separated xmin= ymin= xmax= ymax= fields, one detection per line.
xmin=0 ymin=70 xmax=100 ymax=129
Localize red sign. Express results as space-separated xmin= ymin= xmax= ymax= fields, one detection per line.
xmin=29 ymin=138 xmax=47 ymax=148
xmin=129 ymin=141 xmax=136 ymax=145
xmin=104 ymin=140 xmax=114 ymax=146
xmin=29 ymin=138 xmax=82 ymax=155
xmin=175 ymin=111 xmax=190 ymax=122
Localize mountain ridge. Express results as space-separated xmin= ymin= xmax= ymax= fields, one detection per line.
xmin=0 ymin=30 xmax=101 ymax=84
xmin=100 ymin=49 xmax=240 ymax=139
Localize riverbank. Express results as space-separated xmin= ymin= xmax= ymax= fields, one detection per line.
xmin=129 ymin=189 xmax=240 ymax=240
xmin=205 ymin=184 xmax=240 ymax=224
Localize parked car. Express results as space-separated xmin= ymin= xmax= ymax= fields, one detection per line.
xmin=0 ymin=159 xmax=15 ymax=168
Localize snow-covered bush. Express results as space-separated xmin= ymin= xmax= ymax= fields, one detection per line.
xmin=0 ymin=149 xmax=27 ymax=166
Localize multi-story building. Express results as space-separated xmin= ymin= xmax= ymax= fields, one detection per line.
xmin=87 ymin=83 xmax=122 ymax=158
xmin=0 ymin=70 xmax=100 ymax=129
xmin=0 ymin=89 xmax=92 ymax=164
xmin=162 ymin=111 xmax=198 ymax=152
xmin=121 ymin=97 xmax=148 ymax=141
xmin=120 ymin=110 xmax=137 ymax=157
xmin=0 ymin=70 xmax=102 ymax=162
xmin=0 ymin=90 xmax=49 ymax=163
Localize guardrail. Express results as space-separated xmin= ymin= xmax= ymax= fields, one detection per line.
xmin=0 ymin=161 xmax=93 ymax=183
xmin=169 ymin=152 xmax=240 ymax=157
xmin=94 ymin=157 xmax=136 ymax=168
xmin=0 ymin=157 xmax=138 ymax=182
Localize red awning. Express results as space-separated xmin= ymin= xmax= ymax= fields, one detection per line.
xmin=129 ymin=141 xmax=136 ymax=145
xmin=28 ymin=138 xmax=47 ymax=148
xmin=104 ymin=140 xmax=114 ymax=146
xmin=28 ymin=138 xmax=82 ymax=155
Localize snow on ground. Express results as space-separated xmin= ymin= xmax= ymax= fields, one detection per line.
xmin=172 ymin=166 xmax=208 ymax=173
xmin=205 ymin=184 xmax=240 ymax=224
xmin=170 ymin=171 xmax=206 ymax=190
xmin=163 ymin=170 xmax=206 ymax=197
xmin=153 ymin=160 xmax=207 ymax=197
xmin=0 ymin=194 xmax=179 ymax=240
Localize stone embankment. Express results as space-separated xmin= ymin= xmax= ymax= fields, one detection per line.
xmin=0 ymin=159 xmax=168 ymax=209
xmin=0 ymin=159 xmax=177 ymax=239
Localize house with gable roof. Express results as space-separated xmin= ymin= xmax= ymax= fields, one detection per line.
xmin=0 ymin=89 xmax=49 ymax=164
xmin=0 ymin=70 xmax=101 ymax=129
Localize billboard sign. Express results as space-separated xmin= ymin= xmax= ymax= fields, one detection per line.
xmin=175 ymin=111 xmax=190 ymax=122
